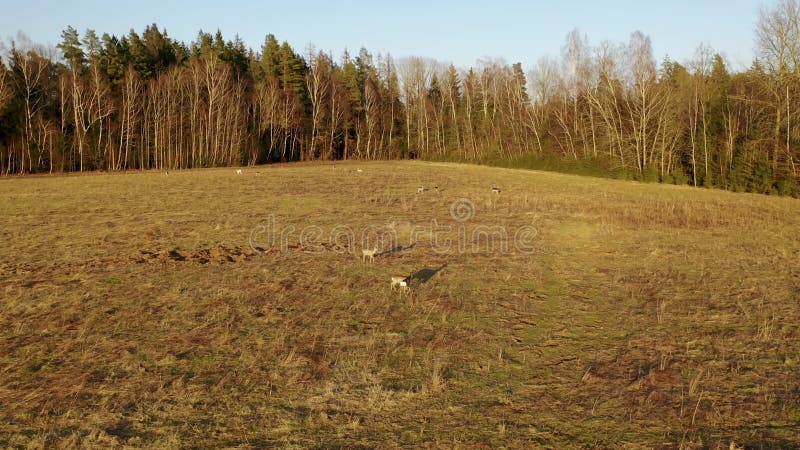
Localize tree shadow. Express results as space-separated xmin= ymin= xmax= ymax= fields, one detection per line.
xmin=411 ymin=264 xmax=447 ymax=284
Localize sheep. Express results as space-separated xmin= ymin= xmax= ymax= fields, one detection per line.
xmin=236 ymin=169 xmax=243 ymax=175
xmin=417 ymin=186 xmax=425 ymax=193
xmin=361 ymin=247 xmax=379 ymax=263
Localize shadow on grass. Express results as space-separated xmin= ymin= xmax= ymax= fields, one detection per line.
xmin=381 ymin=243 xmax=416 ymax=256
xmin=411 ymin=264 xmax=447 ymax=284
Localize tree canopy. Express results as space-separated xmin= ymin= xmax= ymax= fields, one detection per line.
xmin=1 ymin=2 xmax=799 ymax=196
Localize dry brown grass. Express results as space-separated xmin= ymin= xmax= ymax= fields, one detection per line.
xmin=1 ymin=161 xmax=799 ymax=448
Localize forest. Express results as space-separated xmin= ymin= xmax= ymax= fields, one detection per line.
xmin=0 ymin=0 xmax=799 ymax=195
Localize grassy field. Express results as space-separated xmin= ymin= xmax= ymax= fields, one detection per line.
xmin=1 ymin=161 xmax=799 ymax=448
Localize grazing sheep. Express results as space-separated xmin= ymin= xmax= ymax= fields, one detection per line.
xmin=236 ymin=169 xmax=243 ymax=175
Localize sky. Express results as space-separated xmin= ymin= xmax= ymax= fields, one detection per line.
xmin=0 ymin=0 xmax=765 ymax=71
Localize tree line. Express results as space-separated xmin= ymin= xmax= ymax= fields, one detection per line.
xmin=0 ymin=0 xmax=798 ymax=195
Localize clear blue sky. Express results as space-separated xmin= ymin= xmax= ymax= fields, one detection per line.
xmin=1 ymin=0 xmax=764 ymax=70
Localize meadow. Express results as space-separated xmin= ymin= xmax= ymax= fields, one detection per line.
xmin=1 ymin=161 xmax=799 ymax=448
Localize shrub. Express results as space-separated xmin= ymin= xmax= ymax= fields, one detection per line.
xmin=672 ymin=170 xmax=690 ymax=186
xmin=774 ymin=179 xmax=799 ymax=197
xmin=748 ymin=161 xmax=774 ymax=194
xmin=640 ymin=166 xmax=660 ymax=183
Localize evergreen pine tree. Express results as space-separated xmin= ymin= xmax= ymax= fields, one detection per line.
xmin=279 ymin=41 xmax=306 ymax=98
xmin=100 ymin=33 xmax=130 ymax=85
xmin=58 ymin=26 xmax=85 ymax=71
xmin=259 ymin=34 xmax=281 ymax=81
xmin=512 ymin=62 xmax=530 ymax=102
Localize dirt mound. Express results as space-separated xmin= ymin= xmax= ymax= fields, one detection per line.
xmin=136 ymin=245 xmax=259 ymax=265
